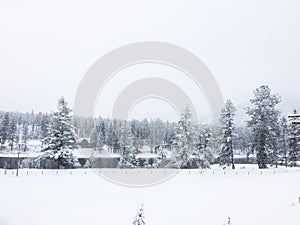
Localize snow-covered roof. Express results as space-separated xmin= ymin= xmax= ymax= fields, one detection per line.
xmin=73 ymin=149 xmax=120 ymax=159
xmin=136 ymin=153 xmax=159 ymax=159
xmin=78 ymin=138 xmax=91 ymax=143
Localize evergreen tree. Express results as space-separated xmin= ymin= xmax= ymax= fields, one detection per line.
xmin=141 ymin=119 xmax=150 ymax=140
xmin=130 ymin=119 xmax=142 ymax=150
xmin=107 ymin=122 xmax=120 ymax=153
xmin=40 ymin=97 xmax=77 ymax=168
xmin=7 ymin=114 xmax=18 ymax=151
xmin=99 ymin=120 xmax=107 ymax=147
xmin=195 ymin=126 xmax=214 ymax=168
xmin=246 ymin=85 xmax=281 ymax=169
xmin=133 ymin=205 xmax=146 ymax=225
xmin=219 ymin=100 xmax=236 ymax=169
xmin=279 ymin=117 xmax=289 ymax=167
xmin=0 ymin=112 xmax=10 ymax=150
xmin=39 ymin=113 xmax=50 ymax=141
xmin=118 ymin=122 xmax=138 ymax=168
xmin=164 ymin=121 xmax=176 ymax=146
xmin=90 ymin=124 xmax=101 ymax=151
xmin=287 ymin=109 xmax=300 ymax=166
xmin=112 ymin=119 xmax=121 ymax=153
xmin=21 ymin=121 xmax=29 ymax=151
xmin=175 ymin=106 xmax=196 ymax=168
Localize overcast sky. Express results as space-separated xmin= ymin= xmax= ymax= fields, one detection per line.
xmin=0 ymin=0 xmax=299 ymax=122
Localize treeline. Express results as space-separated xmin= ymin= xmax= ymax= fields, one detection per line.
xmin=0 ymin=111 xmax=50 ymax=150
xmin=0 ymin=110 xmax=250 ymax=159
xmin=0 ymin=85 xmax=299 ymax=169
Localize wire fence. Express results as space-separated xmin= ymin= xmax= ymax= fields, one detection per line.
xmin=1 ymin=167 xmax=299 ymax=177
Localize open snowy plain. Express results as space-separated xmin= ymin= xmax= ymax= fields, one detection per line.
xmin=0 ymin=166 xmax=299 ymax=225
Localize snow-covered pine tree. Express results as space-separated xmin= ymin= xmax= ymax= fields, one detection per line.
xmin=106 ymin=122 xmax=120 ymax=153
xmin=246 ymin=85 xmax=281 ymax=169
xmin=195 ymin=126 xmax=214 ymax=168
xmin=279 ymin=117 xmax=289 ymax=167
xmin=219 ymin=100 xmax=236 ymax=169
xmin=268 ymin=118 xmax=281 ymax=168
xmin=118 ymin=121 xmax=138 ymax=168
xmin=90 ymin=124 xmax=101 ymax=151
xmin=98 ymin=120 xmax=107 ymax=147
xmin=287 ymin=109 xmax=300 ymax=166
xmin=149 ymin=119 xmax=166 ymax=153
xmin=21 ymin=121 xmax=29 ymax=151
xmin=0 ymin=112 xmax=10 ymax=150
xmin=130 ymin=119 xmax=143 ymax=151
xmin=39 ymin=113 xmax=50 ymax=141
xmin=7 ymin=114 xmax=18 ymax=151
xmin=133 ymin=205 xmax=146 ymax=225
xmin=141 ymin=119 xmax=150 ymax=141
xmin=175 ymin=106 xmax=196 ymax=168
xmin=40 ymin=97 xmax=78 ymax=169
xmin=164 ymin=121 xmax=176 ymax=146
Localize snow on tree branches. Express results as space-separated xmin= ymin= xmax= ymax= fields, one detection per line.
xmin=175 ymin=106 xmax=195 ymax=168
xmin=287 ymin=109 xmax=300 ymax=166
xmin=218 ymin=100 xmax=236 ymax=169
xmin=118 ymin=121 xmax=139 ymax=168
xmin=175 ymin=106 xmax=214 ymax=169
xmin=39 ymin=97 xmax=78 ymax=169
xmin=246 ymin=85 xmax=281 ymax=169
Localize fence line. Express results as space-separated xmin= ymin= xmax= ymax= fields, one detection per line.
xmin=1 ymin=168 xmax=300 ymax=177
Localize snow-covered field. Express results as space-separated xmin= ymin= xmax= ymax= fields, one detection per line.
xmin=0 ymin=166 xmax=300 ymax=225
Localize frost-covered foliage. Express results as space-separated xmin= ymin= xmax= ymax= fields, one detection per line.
xmin=118 ymin=122 xmax=139 ymax=168
xmin=195 ymin=126 xmax=214 ymax=169
xmin=218 ymin=100 xmax=236 ymax=169
xmin=133 ymin=205 xmax=146 ymax=225
xmin=175 ymin=106 xmax=196 ymax=168
xmin=0 ymin=113 xmax=10 ymax=150
xmin=175 ymin=107 xmax=213 ymax=169
xmin=90 ymin=121 xmax=106 ymax=151
xmin=246 ymin=85 xmax=281 ymax=169
xmin=0 ymin=111 xmax=51 ymax=151
xmin=1 ymin=85 xmax=299 ymax=170
xmin=287 ymin=109 xmax=300 ymax=166
xmin=7 ymin=114 xmax=18 ymax=151
xmin=157 ymin=145 xmax=167 ymax=161
xmin=39 ymin=97 xmax=78 ymax=169
xmin=278 ymin=116 xmax=289 ymax=167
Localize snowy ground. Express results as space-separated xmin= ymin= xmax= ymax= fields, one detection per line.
xmin=0 ymin=166 xmax=300 ymax=225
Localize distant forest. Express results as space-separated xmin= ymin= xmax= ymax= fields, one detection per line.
xmin=0 ymin=85 xmax=299 ymax=169
xmin=0 ymin=106 xmax=251 ymax=155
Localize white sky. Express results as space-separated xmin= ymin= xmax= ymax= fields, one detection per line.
xmin=0 ymin=0 xmax=299 ymax=121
